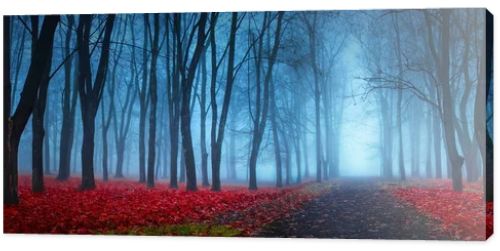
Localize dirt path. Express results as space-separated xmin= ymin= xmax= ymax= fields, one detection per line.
xmin=257 ymin=178 xmax=453 ymax=239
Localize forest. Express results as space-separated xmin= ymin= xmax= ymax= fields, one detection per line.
xmin=3 ymin=9 xmax=493 ymax=239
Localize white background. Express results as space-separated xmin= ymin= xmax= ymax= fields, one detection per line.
xmin=0 ymin=0 xmax=499 ymax=250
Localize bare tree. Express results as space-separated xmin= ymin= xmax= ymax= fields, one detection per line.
xmin=147 ymin=13 xmax=160 ymax=188
xmin=57 ymin=15 xmax=78 ymax=181
xmin=178 ymin=13 xmax=209 ymax=191
xmin=4 ymin=15 xmax=60 ymax=204
xmin=77 ymin=14 xmax=116 ymax=190
xmin=248 ymin=12 xmax=284 ymax=190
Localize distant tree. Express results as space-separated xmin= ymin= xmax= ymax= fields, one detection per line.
xmin=425 ymin=10 xmax=463 ymax=191
xmin=300 ymin=12 xmax=324 ymax=182
xmin=101 ymin=17 xmax=127 ymax=181
xmin=113 ymin=16 xmax=138 ymax=180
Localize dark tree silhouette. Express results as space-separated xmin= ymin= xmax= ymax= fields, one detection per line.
xmin=4 ymin=15 xmax=60 ymax=204
xmin=179 ymin=13 xmax=208 ymax=191
xmin=248 ymin=12 xmax=284 ymax=190
xmin=77 ymin=14 xmax=115 ymax=190
xmin=57 ymin=15 xmax=78 ymax=181
xmin=137 ymin=14 xmax=150 ymax=182
xmin=31 ymin=15 xmax=55 ymax=192
xmin=147 ymin=13 xmax=160 ymax=188
xmin=210 ymin=13 xmax=238 ymax=191
xmin=166 ymin=13 xmax=181 ymax=189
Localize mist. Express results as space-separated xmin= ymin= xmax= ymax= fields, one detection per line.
xmin=5 ymin=9 xmax=491 ymax=195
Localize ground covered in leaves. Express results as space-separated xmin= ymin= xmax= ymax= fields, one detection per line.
xmin=4 ymin=176 xmax=492 ymax=240
xmin=4 ymin=176 xmax=330 ymax=235
xmin=390 ymin=179 xmax=493 ymax=240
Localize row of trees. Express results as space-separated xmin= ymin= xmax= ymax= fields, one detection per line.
xmin=4 ymin=12 xmax=351 ymax=205
xmin=358 ymin=9 xmax=492 ymax=192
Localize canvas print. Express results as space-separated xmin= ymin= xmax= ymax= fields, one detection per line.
xmin=3 ymin=8 xmax=493 ymax=240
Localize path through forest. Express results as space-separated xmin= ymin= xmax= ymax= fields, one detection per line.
xmin=257 ymin=178 xmax=454 ymax=239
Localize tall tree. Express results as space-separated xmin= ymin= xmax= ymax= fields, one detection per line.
xmin=4 ymin=15 xmax=60 ymax=204
xmin=301 ymin=12 xmax=323 ymax=182
xmin=137 ymin=14 xmax=150 ymax=182
xmin=57 ymin=15 xmax=78 ymax=181
xmin=179 ymin=13 xmax=209 ymax=191
xmin=248 ymin=12 xmax=284 ymax=190
xmin=31 ymin=15 xmax=55 ymax=192
xmin=210 ymin=13 xmax=239 ymax=191
xmin=200 ymin=49 xmax=209 ymax=187
xmin=393 ymin=13 xmax=406 ymax=181
xmin=426 ymin=10 xmax=463 ymax=191
xmin=77 ymin=14 xmax=116 ymax=190
xmin=270 ymin=73 xmax=283 ymax=188
xmin=147 ymin=14 xmax=160 ymax=188
xmin=101 ymin=18 xmax=126 ymax=181
xmin=113 ymin=18 xmax=138 ymax=179
xmin=167 ymin=14 xmax=181 ymax=189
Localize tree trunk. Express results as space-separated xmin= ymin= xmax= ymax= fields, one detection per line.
xmin=31 ymin=15 xmax=55 ymax=192
xmin=432 ymin=108 xmax=443 ymax=178
xmin=44 ymin=116 xmax=51 ymax=175
xmin=294 ymin=136 xmax=302 ymax=184
xmin=81 ymin=110 xmax=96 ymax=189
xmin=57 ymin=16 xmax=77 ymax=181
xmin=380 ymin=92 xmax=393 ymax=178
xmin=180 ymin=13 xmax=208 ymax=191
xmin=306 ymin=14 xmax=323 ymax=183
xmin=32 ymin=66 xmax=51 ymax=192
xmin=101 ymin=110 xmax=109 ymax=181
xmin=322 ymin=78 xmax=333 ymax=180
xmin=303 ymin=134 xmax=310 ymax=178
xmin=409 ymin=103 xmax=421 ymax=177
xmin=396 ymin=89 xmax=405 ymax=181
xmin=4 ymin=15 xmax=13 ymax=203
xmin=229 ymin=123 xmax=237 ymax=180
xmin=425 ymin=108 xmax=433 ymax=178
xmin=138 ymin=14 xmax=149 ymax=182
xmin=168 ymin=14 xmax=180 ymax=189
xmin=438 ymin=10 xmax=463 ymax=191
xmin=393 ymin=14 xmax=406 ymax=181
xmin=248 ymin=12 xmax=284 ymax=190
xmin=147 ymin=14 xmax=160 ymax=188
xmin=270 ymin=79 xmax=282 ymax=188
xmin=77 ymin=14 xmax=115 ymax=190
xmin=281 ymin=129 xmax=291 ymax=186
xmin=211 ymin=13 xmax=238 ymax=191
xmin=200 ymin=49 xmax=209 ymax=187
xmin=314 ymin=84 xmax=323 ymax=182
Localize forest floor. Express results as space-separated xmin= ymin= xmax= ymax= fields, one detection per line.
xmin=4 ymin=176 xmax=492 ymax=240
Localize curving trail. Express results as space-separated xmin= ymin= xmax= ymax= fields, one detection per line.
xmin=257 ymin=178 xmax=453 ymax=240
